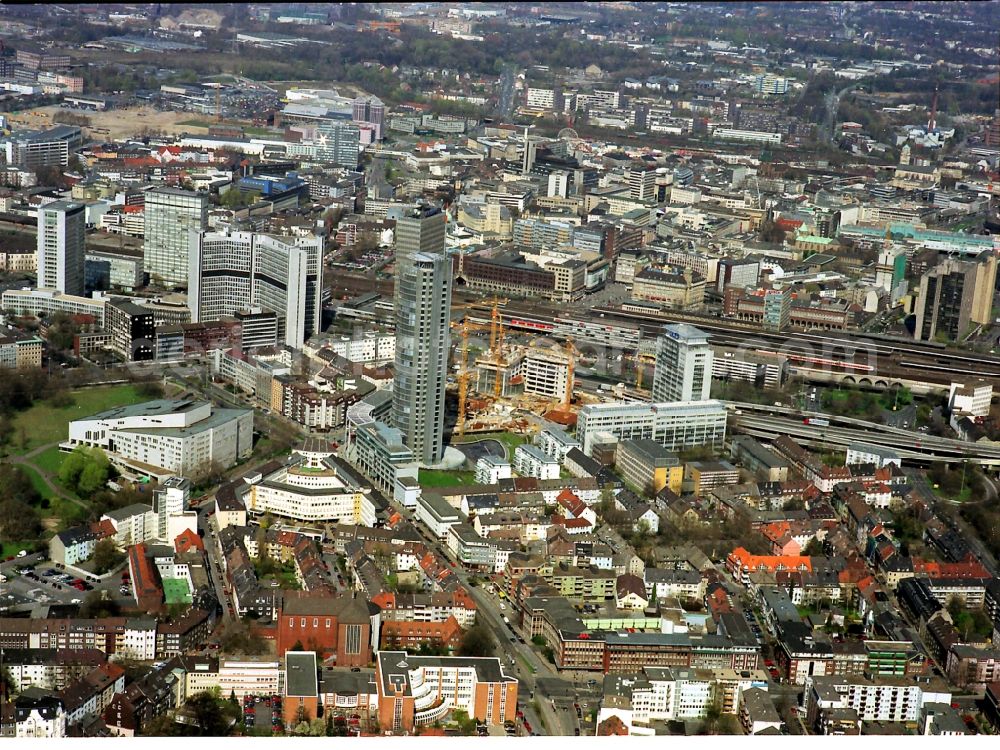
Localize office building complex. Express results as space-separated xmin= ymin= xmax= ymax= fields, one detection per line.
xmin=350 ymin=421 xmax=419 ymax=504
xmin=188 ymin=229 xmax=323 ymax=349
xmin=652 ymin=324 xmax=713 ymax=403
xmin=913 ymin=251 xmax=997 ymax=342
xmin=576 ymin=400 xmax=727 ymax=455
xmin=241 ymin=439 xmax=378 ymax=526
xmin=37 ymin=200 xmax=85 ymax=296
xmin=352 ymin=95 xmax=385 ymax=140
xmin=315 ymin=120 xmax=361 ymax=168
xmin=106 ymin=300 xmax=155 ymax=362
xmin=1 ymin=288 xmax=107 ymax=326
xmin=375 ymin=651 xmax=517 ymax=731
xmin=392 ymin=206 xmax=451 ymax=466
xmin=0 ymin=330 xmax=43 ymax=370
xmin=2 ymin=125 xmax=81 ymax=169
xmin=754 ymin=74 xmax=789 ymax=95
xmin=394 ymin=205 xmax=447 ymax=264
xmin=144 ymin=188 xmax=208 ymax=288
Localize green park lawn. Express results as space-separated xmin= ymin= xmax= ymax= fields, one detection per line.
xmin=9 ymin=384 xmax=148 ymax=455
xmin=0 ymin=541 xmax=31 ymax=558
xmin=418 ymin=470 xmax=477 ymax=487
xmin=17 ymin=464 xmax=53 ymax=501
xmin=177 ymin=119 xmax=276 ymax=137
xmin=32 ymin=445 xmax=67 ymax=476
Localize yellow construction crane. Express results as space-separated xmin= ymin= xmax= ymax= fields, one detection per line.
xmin=624 ymin=352 xmax=655 ymax=390
xmin=562 ymin=337 xmax=580 ymax=411
xmin=452 ymin=297 xmax=506 ymax=435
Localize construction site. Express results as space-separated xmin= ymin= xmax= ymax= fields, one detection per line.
xmin=449 ymin=298 xmax=608 ymax=437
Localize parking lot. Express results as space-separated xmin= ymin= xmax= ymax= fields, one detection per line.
xmin=0 ymin=552 xmax=133 ymax=612
xmin=242 ymin=694 xmax=283 ymax=735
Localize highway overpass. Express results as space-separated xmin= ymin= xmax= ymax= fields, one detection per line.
xmin=728 ymin=402 xmax=1000 ymax=468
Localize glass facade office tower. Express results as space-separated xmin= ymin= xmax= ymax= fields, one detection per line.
xmin=144 ymin=187 xmax=208 ymax=288
xmin=37 ymin=200 xmax=85 ymax=295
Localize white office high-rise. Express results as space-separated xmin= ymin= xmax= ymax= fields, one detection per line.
xmin=651 ymin=323 xmax=713 ymax=403
xmin=37 ymin=200 xmax=85 ymax=296
xmin=188 ymin=229 xmax=324 ymax=350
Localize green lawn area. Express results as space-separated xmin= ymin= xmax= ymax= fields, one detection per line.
xmin=935 ymin=485 xmax=974 ymax=503
xmin=176 ymin=119 xmax=276 ymax=137
xmin=18 ymin=464 xmax=54 ymax=501
xmin=419 ymin=469 xmax=477 ymax=487
xmin=9 ymin=384 xmax=148 ymax=455
xmin=163 ymin=578 xmax=193 ymax=605
xmin=31 ymin=445 xmax=67 ymax=476
xmin=1 ymin=541 xmax=31 ymax=557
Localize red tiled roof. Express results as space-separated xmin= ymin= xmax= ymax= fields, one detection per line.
xmin=174 ymin=528 xmax=204 ymax=554
xmin=727 ymin=547 xmax=812 ymax=574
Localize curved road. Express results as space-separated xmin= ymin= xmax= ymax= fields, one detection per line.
xmin=823 ymin=83 xmax=859 ymax=143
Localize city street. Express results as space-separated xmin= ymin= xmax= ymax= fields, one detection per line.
xmin=392 ymin=503 xmax=577 ymax=736
xmin=903 ymin=467 xmax=998 ymax=576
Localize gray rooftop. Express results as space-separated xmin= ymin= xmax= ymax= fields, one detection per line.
xmin=285 ymin=651 xmax=318 ymax=697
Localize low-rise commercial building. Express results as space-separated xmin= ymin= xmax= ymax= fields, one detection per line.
xmin=577 ymin=400 xmax=727 ymax=455
xmin=615 ymin=439 xmax=682 ymax=496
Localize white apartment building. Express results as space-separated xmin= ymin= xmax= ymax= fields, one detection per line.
xmin=320 ymin=332 xmax=396 ymax=364
xmin=526 ymin=87 xmax=560 ymax=110
xmin=153 ymin=476 xmax=191 ymax=541
xmin=711 ymin=348 xmax=787 ymax=389
xmin=218 ymin=658 xmax=284 ymax=700
xmin=845 ymin=443 xmax=902 ymax=469
xmin=416 ymin=492 xmax=462 ymax=539
xmin=577 ymin=400 xmax=727 ymax=455
xmin=535 ymin=425 xmax=581 ymax=462
xmin=102 ymin=503 xmax=156 ymax=547
xmin=65 ymin=399 xmax=253 ymax=479
xmin=513 ymin=444 xmax=561 ymax=480
xmin=598 ymin=667 xmax=766 ymax=735
xmin=804 ymin=675 xmax=951 ymax=725
xmin=120 ymin=620 xmax=157 ymax=661
xmin=475 ymin=455 xmax=512 ymax=485
xmin=949 ymin=381 xmax=992 ymax=418
xmin=15 ymin=698 xmax=67 ymax=738
xmin=245 ymin=441 xmax=377 ymax=526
